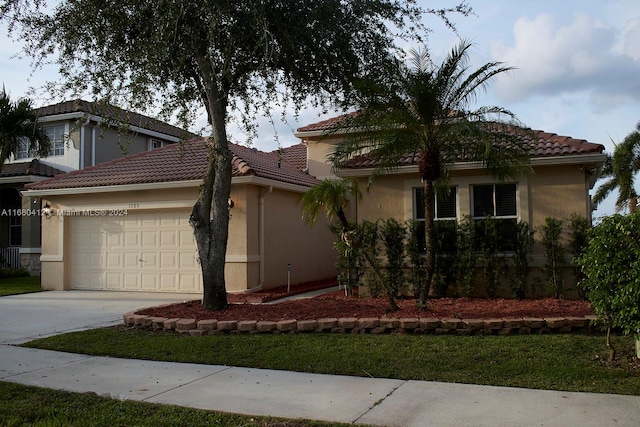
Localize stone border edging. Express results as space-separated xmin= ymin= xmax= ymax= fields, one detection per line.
xmin=123 ymin=312 xmax=599 ymax=336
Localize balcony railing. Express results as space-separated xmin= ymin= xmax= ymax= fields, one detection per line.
xmin=0 ymin=247 xmax=21 ymax=270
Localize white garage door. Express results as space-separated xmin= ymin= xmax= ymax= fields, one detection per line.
xmin=70 ymin=210 xmax=202 ymax=293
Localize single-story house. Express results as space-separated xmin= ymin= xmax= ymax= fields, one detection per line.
xmin=295 ymin=115 xmax=607 ymax=297
xmin=2 ymin=99 xmax=194 ymax=274
xmin=23 ymin=139 xmax=336 ymax=293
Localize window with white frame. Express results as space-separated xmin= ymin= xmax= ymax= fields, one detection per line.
xmin=15 ymin=138 xmax=37 ymax=159
xmin=414 ymin=187 xmax=457 ymax=221
xmin=45 ymin=125 xmax=66 ymax=156
xmin=472 ymin=183 xmax=518 ymax=251
xmin=413 ymin=186 xmax=457 ymax=252
xmin=149 ymin=139 xmax=164 ymax=150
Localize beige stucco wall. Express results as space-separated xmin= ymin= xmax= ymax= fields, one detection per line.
xmin=37 ymin=182 xmax=335 ymax=293
xmin=261 ymin=188 xmax=337 ymax=289
xmin=345 ymin=163 xmax=594 ymax=298
xmin=304 ymin=136 xmax=342 ymax=180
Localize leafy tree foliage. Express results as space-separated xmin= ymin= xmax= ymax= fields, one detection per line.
xmin=330 ymin=41 xmax=532 ymax=306
xmin=1 ymin=0 xmax=470 ymax=310
xmin=0 ymin=88 xmax=49 ymax=173
xmin=577 ymin=213 xmax=640 ymax=360
xmin=593 ymin=122 xmax=640 ymax=213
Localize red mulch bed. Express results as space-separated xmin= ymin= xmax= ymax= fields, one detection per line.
xmin=137 ymin=290 xmax=593 ymax=323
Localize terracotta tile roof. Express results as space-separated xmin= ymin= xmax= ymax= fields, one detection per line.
xmin=37 ymin=99 xmax=195 ymax=140
xmin=298 ymin=113 xmax=604 ymax=167
xmin=25 ymin=138 xmax=320 ymax=191
xmin=341 ymin=129 xmax=604 ymax=169
xmin=296 ymin=112 xmax=358 ymax=132
xmin=1 ymin=159 xmax=66 ymax=178
xmin=272 ymin=144 xmax=307 ymax=171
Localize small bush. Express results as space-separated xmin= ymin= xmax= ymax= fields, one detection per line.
xmin=539 ymin=217 xmax=566 ymax=298
xmin=577 ymin=212 xmax=640 ymax=360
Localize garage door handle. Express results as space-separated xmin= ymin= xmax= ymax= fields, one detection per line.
xmin=138 ymin=259 xmax=145 ymax=263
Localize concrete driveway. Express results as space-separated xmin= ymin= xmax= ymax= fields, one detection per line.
xmin=0 ymin=290 xmax=198 ymax=345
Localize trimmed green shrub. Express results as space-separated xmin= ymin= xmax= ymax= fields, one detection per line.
xmin=577 ymin=212 xmax=640 ymax=360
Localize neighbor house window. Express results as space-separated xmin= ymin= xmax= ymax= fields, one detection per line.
xmin=9 ymin=216 xmax=21 ymax=247
xmin=15 ymin=138 xmax=37 ymax=159
xmin=149 ymin=139 xmax=164 ymax=150
xmin=45 ymin=125 xmax=66 ymax=156
xmin=472 ymin=183 xmax=518 ymax=251
xmin=414 ymin=187 xmax=457 ymax=253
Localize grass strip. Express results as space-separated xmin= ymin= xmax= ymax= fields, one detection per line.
xmin=0 ymin=276 xmax=42 ymax=297
xmin=0 ymin=380 xmax=356 ymax=427
xmin=25 ymin=327 xmax=640 ymax=396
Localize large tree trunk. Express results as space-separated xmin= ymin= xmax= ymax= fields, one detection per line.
xmin=420 ymin=179 xmax=436 ymax=306
xmin=190 ymin=93 xmax=232 ymax=311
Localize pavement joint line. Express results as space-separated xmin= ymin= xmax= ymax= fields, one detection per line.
xmin=141 ymin=365 xmax=234 ymax=402
xmin=352 ymin=379 xmax=409 ymax=424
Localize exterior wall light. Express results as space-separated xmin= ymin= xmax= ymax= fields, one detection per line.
xmin=42 ymin=203 xmax=53 ymax=219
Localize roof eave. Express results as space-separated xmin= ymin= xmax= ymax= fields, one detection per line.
xmin=22 ymin=175 xmax=315 ymax=198
xmin=0 ymin=175 xmax=55 ymax=185
xmin=335 ymin=153 xmax=607 ymax=178
xmin=39 ymin=112 xmax=183 ymax=143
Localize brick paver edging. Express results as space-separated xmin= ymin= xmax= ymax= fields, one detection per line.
xmin=123 ymin=312 xmax=598 ymax=336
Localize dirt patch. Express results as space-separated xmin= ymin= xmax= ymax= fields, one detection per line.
xmin=137 ymin=290 xmax=593 ymax=323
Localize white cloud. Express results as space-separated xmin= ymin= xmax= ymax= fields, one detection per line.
xmin=491 ymin=12 xmax=640 ymax=107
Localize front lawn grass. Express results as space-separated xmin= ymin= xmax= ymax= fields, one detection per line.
xmin=0 ymin=380 xmax=350 ymax=427
xmin=0 ymin=275 xmax=42 ymax=297
xmin=25 ymin=327 xmax=640 ymax=396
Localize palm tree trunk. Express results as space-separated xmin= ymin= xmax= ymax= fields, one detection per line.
xmin=630 ymin=196 xmax=638 ymax=214
xmin=420 ymin=179 xmax=436 ymax=306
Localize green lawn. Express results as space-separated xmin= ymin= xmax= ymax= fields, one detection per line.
xmin=0 ymin=275 xmax=42 ymax=297
xmin=0 ymin=381 xmax=353 ymax=427
xmin=25 ymin=326 xmax=640 ymax=396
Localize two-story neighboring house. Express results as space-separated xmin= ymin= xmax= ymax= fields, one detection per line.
xmin=0 ymin=99 xmax=194 ymax=275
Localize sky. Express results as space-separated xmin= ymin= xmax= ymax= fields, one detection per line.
xmin=1 ymin=0 xmax=639 ymax=218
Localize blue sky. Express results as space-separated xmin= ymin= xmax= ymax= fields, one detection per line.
xmin=2 ymin=0 xmax=639 ymax=217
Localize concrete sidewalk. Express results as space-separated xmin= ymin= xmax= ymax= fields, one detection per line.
xmin=1 ymin=291 xmax=640 ymax=426
xmin=2 ymin=345 xmax=640 ymax=426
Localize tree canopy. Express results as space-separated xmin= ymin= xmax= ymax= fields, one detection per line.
xmin=1 ymin=0 xmax=470 ymax=310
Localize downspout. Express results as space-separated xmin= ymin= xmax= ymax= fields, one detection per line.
xmin=259 ymin=185 xmax=273 ymax=287
xmin=79 ymin=116 xmax=91 ymax=169
xmin=91 ymin=126 xmax=97 ymax=166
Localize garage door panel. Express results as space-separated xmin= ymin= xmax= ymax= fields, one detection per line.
xmin=160 ymin=252 xmax=177 ymax=268
xmin=123 ymin=252 xmax=140 ymax=268
xmin=105 ymin=272 xmax=122 ymax=290
xmin=123 ymin=273 xmax=139 ymax=290
xmin=141 ymin=231 xmax=158 ymax=246
xmin=124 ymin=232 xmax=140 ymax=248
xmin=160 ymin=230 xmax=177 ymax=246
xmin=70 ymin=211 xmax=202 ymax=293
xmin=106 ymin=252 xmax=122 ymax=268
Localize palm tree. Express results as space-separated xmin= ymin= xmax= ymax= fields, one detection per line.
xmin=592 ymin=122 xmax=640 ymax=214
xmin=0 ymin=88 xmax=50 ymax=174
xmin=299 ymin=178 xmax=360 ymax=235
xmin=300 ymin=177 xmax=364 ymax=296
xmin=331 ymin=40 xmax=532 ymax=305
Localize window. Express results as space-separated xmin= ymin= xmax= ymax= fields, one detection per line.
xmin=149 ymin=139 xmax=164 ymax=150
xmin=45 ymin=125 xmax=65 ymax=156
xmin=9 ymin=216 xmax=21 ymax=247
xmin=472 ymin=183 xmax=518 ymax=251
xmin=414 ymin=187 xmax=457 ymax=253
xmin=15 ymin=138 xmax=36 ymax=159
xmin=414 ymin=187 xmax=457 ymax=221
